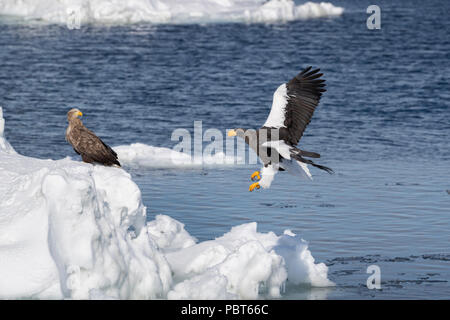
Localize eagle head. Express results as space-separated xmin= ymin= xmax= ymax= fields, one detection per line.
xmin=227 ymin=128 xmax=245 ymax=138
xmin=67 ymin=108 xmax=83 ymax=121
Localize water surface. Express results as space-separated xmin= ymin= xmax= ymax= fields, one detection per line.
xmin=1 ymin=0 xmax=449 ymax=299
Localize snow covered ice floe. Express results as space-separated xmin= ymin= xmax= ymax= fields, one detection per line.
xmin=114 ymin=142 xmax=243 ymax=169
xmin=0 ymin=108 xmax=172 ymax=299
xmin=164 ymin=222 xmax=334 ymax=299
xmin=0 ymin=0 xmax=344 ymax=25
xmin=0 ymin=109 xmax=333 ymax=299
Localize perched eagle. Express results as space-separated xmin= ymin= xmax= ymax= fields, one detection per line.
xmin=228 ymin=67 xmax=333 ymax=191
xmin=65 ymin=108 xmax=121 ymax=167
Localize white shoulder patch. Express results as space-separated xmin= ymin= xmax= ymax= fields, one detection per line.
xmin=263 ymin=83 xmax=288 ymax=128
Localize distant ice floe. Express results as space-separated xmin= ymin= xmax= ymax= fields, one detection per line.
xmin=0 ymin=109 xmax=333 ymax=299
xmin=114 ymin=142 xmax=243 ymax=169
xmin=0 ymin=0 xmax=344 ymax=25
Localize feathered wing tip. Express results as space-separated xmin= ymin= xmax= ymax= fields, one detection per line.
xmin=291 ymin=153 xmax=334 ymax=175
xmin=101 ymin=141 xmax=121 ymax=167
xmin=310 ymin=163 xmax=334 ymax=174
xmin=286 ymin=67 xmax=331 ymax=174
xmin=297 ymin=66 xmax=326 ymax=90
xmin=109 ymin=149 xmax=121 ymax=167
xmin=297 ymin=66 xmax=326 ymax=83
xmin=107 ymin=154 xmax=121 ymax=167
xmin=279 ymin=66 xmax=327 ymax=146
xmin=111 ymin=159 xmax=121 ymax=167
xmin=300 ymin=66 xmax=313 ymax=74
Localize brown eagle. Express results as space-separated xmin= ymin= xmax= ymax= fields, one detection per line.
xmin=65 ymin=108 xmax=121 ymax=167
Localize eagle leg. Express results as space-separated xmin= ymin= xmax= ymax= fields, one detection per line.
xmin=250 ymin=171 xmax=261 ymax=181
xmin=249 ymin=182 xmax=260 ymax=192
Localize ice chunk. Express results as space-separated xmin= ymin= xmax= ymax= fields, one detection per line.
xmin=0 ymin=0 xmax=344 ymax=25
xmin=163 ymin=221 xmax=333 ymax=299
xmin=165 ymin=223 xmax=286 ymax=299
xmin=0 ymin=109 xmax=333 ymax=299
xmin=114 ymin=143 xmax=242 ymax=169
xmin=0 ymin=148 xmax=172 ymax=299
xmin=295 ymin=1 xmax=344 ymax=19
xmin=275 ymin=230 xmax=334 ymax=287
xmin=147 ymin=215 xmax=197 ymax=253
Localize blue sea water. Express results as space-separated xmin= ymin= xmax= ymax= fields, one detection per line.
xmin=0 ymin=0 xmax=449 ymax=299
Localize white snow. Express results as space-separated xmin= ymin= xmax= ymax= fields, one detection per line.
xmin=165 ymin=221 xmax=333 ymax=299
xmin=275 ymin=230 xmax=332 ymax=286
xmin=0 ymin=0 xmax=344 ymax=25
xmin=113 ymin=142 xmax=243 ymax=169
xmin=147 ymin=215 xmax=197 ymax=253
xmin=0 ymin=116 xmax=172 ymax=298
xmin=295 ymin=1 xmax=344 ymax=19
xmin=0 ymin=109 xmax=333 ymax=299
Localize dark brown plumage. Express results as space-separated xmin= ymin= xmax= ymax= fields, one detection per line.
xmin=65 ymin=108 xmax=121 ymax=167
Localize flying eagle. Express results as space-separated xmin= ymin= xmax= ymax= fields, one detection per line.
xmin=227 ymin=67 xmax=333 ymax=191
xmin=66 ymin=108 xmax=121 ymax=167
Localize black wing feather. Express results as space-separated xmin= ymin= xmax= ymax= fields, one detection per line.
xmin=283 ymin=67 xmax=326 ymax=145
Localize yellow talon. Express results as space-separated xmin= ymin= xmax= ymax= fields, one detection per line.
xmin=250 ymin=171 xmax=261 ymax=181
xmin=249 ymin=182 xmax=260 ymax=192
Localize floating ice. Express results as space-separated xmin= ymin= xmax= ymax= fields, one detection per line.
xmin=114 ymin=142 xmax=243 ymax=169
xmin=0 ymin=110 xmax=333 ymax=299
xmin=0 ymin=0 xmax=344 ymax=25
xmin=164 ymin=222 xmax=333 ymax=299
xmin=0 ymin=146 xmax=172 ymax=298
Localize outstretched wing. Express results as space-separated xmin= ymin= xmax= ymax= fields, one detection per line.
xmin=263 ymin=67 xmax=326 ymax=146
xmin=74 ymin=127 xmax=121 ymax=167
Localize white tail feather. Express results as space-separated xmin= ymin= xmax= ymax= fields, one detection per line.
xmin=281 ymin=159 xmax=312 ymax=180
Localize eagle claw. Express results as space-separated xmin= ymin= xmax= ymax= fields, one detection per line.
xmin=249 ymin=182 xmax=260 ymax=192
xmin=250 ymin=171 xmax=261 ymax=181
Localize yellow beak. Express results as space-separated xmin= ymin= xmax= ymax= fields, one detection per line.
xmin=77 ymin=111 xmax=83 ymax=117
xmin=227 ymin=129 xmax=237 ymax=137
